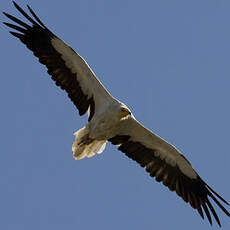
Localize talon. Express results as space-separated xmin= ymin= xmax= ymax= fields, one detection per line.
xmin=78 ymin=134 xmax=93 ymax=145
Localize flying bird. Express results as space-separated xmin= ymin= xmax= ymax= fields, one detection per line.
xmin=3 ymin=2 xmax=230 ymax=227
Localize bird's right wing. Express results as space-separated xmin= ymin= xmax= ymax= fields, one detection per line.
xmin=109 ymin=116 xmax=230 ymax=226
xmin=3 ymin=2 xmax=116 ymax=121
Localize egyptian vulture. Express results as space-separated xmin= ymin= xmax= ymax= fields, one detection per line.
xmin=3 ymin=1 xmax=230 ymax=227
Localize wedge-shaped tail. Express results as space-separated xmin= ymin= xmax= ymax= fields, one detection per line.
xmin=72 ymin=126 xmax=107 ymax=160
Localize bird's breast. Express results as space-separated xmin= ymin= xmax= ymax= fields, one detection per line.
xmin=89 ymin=115 xmax=120 ymax=140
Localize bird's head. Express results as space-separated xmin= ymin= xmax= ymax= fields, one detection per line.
xmin=118 ymin=106 xmax=131 ymax=120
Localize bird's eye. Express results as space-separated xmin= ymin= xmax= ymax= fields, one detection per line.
xmin=120 ymin=107 xmax=131 ymax=117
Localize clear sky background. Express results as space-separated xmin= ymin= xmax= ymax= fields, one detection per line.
xmin=1 ymin=0 xmax=230 ymax=229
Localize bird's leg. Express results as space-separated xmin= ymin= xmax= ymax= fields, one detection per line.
xmin=78 ymin=133 xmax=94 ymax=146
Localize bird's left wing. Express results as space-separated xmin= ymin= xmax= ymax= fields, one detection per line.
xmin=109 ymin=116 xmax=230 ymax=226
xmin=3 ymin=2 xmax=115 ymax=121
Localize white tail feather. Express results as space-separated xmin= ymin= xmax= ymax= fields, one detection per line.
xmin=72 ymin=126 xmax=107 ymax=160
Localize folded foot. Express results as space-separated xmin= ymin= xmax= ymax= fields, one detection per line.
xmin=78 ymin=134 xmax=94 ymax=146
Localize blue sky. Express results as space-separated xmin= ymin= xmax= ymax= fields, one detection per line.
xmin=1 ymin=0 xmax=230 ymax=229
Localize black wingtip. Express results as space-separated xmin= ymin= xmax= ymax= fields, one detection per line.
xmin=202 ymin=202 xmax=213 ymax=226
xmin=199 ymin=177 xmax=230 ymax=206
xmin=3 ymin=11 xmax=9 ymax=17
xmin=3 ymin=22 xmax=27 ymax=33
xmin=13 ymin=1 xmax=20 ymax=9
xmin=9 ymin=31 xmax=22 ymax=38
xmin=12 ymin=1 xmax=20 ymax=11
xmin=26 ymin=3 xmax=48 ymax=29
xmin=197 ymin=206 xmax=204 ymax=219
xmin=3 ymin=21 xmax=9 ymax=26
xmin=206 ymin=199 xmax=221 ymax=227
